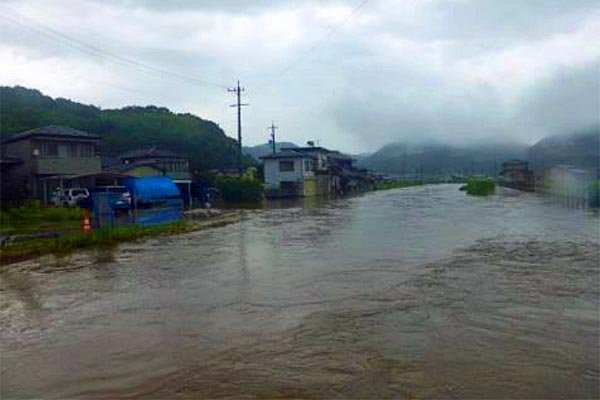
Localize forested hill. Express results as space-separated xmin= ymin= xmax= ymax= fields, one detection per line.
xmin=0 ymin=86 xmax=252 ymax=171
xmin=361 ymin=125 xmax=599 ymax=176
xmin=361 ymin=142 xmax=527 ymax=176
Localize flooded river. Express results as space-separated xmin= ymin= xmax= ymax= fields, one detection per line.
xmin=1 ymin=184 xmax=599 ymax=399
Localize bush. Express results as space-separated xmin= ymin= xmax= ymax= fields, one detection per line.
xmin=43 ymin=207 xmax=84 ymax=222
xmin=0 ymin=202 xmax=42 ymax=228
xmin=215 ymin=168 xmax=264 ymax=203
xmin=0 ymin=202 xmax=84 ymax=234
xmin=465 ymin=177 xmax=496 ymax=196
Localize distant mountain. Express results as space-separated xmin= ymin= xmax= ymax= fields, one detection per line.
xmin=526 ymin=126 xmax=599 ymax=171
xmin=0 ymin=86 xmax=254 ymax=172
xmin=243 ymin=142 xmax=298 ymax=159
xmin=362 ymin=142 xmax=527 ymax=177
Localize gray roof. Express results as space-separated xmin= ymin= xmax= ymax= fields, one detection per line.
xmin=1 ymin=125 xmax=100 ymax=143
xmin=119 ymin=146 xmax=185 ymax=160
xmin=260 ymin=150 xmax=316 ymax=160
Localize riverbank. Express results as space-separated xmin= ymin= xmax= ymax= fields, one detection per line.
xmin=0 ymin=210 xmax=241 ymax=266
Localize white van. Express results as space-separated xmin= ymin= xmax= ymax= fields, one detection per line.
xmin=51 ymin=188 xmax=90 ymax=207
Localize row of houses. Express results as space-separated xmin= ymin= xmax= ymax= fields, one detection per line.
xmin=0 ymin=126 xmax=193 ymax=205
xmin=260 ymin=145 xmax=374 ymax=198
xmin=1 ymin=126 xmax=378 ymax=205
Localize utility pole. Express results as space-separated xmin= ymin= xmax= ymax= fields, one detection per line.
xmin=228 ymin=80 xmax=248 ymax=175
xmin=268 ymin=121 xmax=278 ymax=154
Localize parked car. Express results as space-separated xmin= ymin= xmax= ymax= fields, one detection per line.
xmin=92 ymin=186 xmax=131 ymax=210
xmin=52 ymin=188 xmax=90 ymax=207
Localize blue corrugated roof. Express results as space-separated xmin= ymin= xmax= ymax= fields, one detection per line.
xmin=122 ymin=177 xmax=181 ymax=202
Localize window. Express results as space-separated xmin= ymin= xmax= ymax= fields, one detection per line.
xmin=304 ymin=160 xmax=314 ymax=171
xmin=279 ymin=160 xmax=295 ymax=172
xmin=42 ymin=142 xmax=58 ymax=157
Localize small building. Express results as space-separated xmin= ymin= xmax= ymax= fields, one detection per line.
xmin=1 ymin=126 xmax=101 ymax=203
xmin=116 ymin=147 xmax=193 ymax=206
xmin=260 ymin=149 xmax=317 ymax=197
xmin=499 ymin=159 xmax=535 ymax=191
xmin=121 ymin=176 xmax=183 ymax=226
xmin=260 ymin=144 xmax=368 ymax=198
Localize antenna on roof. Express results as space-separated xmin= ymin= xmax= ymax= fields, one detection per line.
xmin=307 ymin=141 xmax=315 ymax=147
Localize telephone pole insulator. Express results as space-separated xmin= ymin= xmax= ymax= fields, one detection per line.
xmin=228 ymin=80 xmax=248 ymax=175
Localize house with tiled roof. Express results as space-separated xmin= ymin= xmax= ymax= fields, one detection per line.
xmin=1 ymin=126 xmax=101 ymax=203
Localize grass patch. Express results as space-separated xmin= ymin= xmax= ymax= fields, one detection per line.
xmin=464 ymin=177 xmax=496 ymax=196
xmin=0 ymin=213 xmax=241 ymax=266
xmin=0 ymin=221 xmax=190 ymax=265
xmin=0 ymin=201 xmax=83 ymax=234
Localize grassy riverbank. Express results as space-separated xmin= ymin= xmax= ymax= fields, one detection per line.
xmin=0 ymin=202 xmax=83 ymax=235
xmin=0 ymin=213 xmax=240 ymax=266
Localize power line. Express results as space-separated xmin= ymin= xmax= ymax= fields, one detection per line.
xmin=256 ymin=0 xmax=371 ymax=90
xmin=0 ymin=9 xmax=228 ymax=89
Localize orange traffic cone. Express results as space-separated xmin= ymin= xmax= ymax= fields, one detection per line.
xmin=82 ymin=209 xmax=92 ymax=233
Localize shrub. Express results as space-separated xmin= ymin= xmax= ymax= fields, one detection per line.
xmin=465 ymin=177 xmax=496 ymax=196
xmin=0 ymin=203 xmax=84 ymax=234
xmin=43 ymin=207 xmax=84 ymax=222
xmin=215 ymin=168 xmax=264 ymax=203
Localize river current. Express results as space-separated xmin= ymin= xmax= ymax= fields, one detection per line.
xmin=1 ymin=184 xmax=599 ymax=399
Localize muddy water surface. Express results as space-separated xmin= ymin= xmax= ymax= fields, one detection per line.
xmin=1 ymin=185 xmax=599 ymax=399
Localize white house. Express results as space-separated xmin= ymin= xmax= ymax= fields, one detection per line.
xmin=260 ymin=150 xmax=317 ymax=197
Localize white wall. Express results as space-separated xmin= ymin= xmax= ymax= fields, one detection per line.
xmin=264 ymin=157 xmax=314 ymax=189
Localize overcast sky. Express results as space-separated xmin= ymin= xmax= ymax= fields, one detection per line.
xmin=1 ymin=0 xmax=598 ymax=153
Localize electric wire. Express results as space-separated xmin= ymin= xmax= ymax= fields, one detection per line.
xmin=0 ymin=9 xmax=228 ymax=89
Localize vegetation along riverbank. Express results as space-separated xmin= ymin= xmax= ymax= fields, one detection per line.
xmin=463 ymin=177 xmax=496 ymax=196
xmin=0 ymin=209 xmax=241 ymax=266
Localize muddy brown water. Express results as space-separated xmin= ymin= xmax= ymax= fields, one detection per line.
xmin=1 ymin=184 xmax=599 ymax=399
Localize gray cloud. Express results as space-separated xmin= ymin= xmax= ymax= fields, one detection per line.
xmin=1 ymin=0 xmax=598 ymax=152
xmin=518 ymin=60 xmax=600 ymax=138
